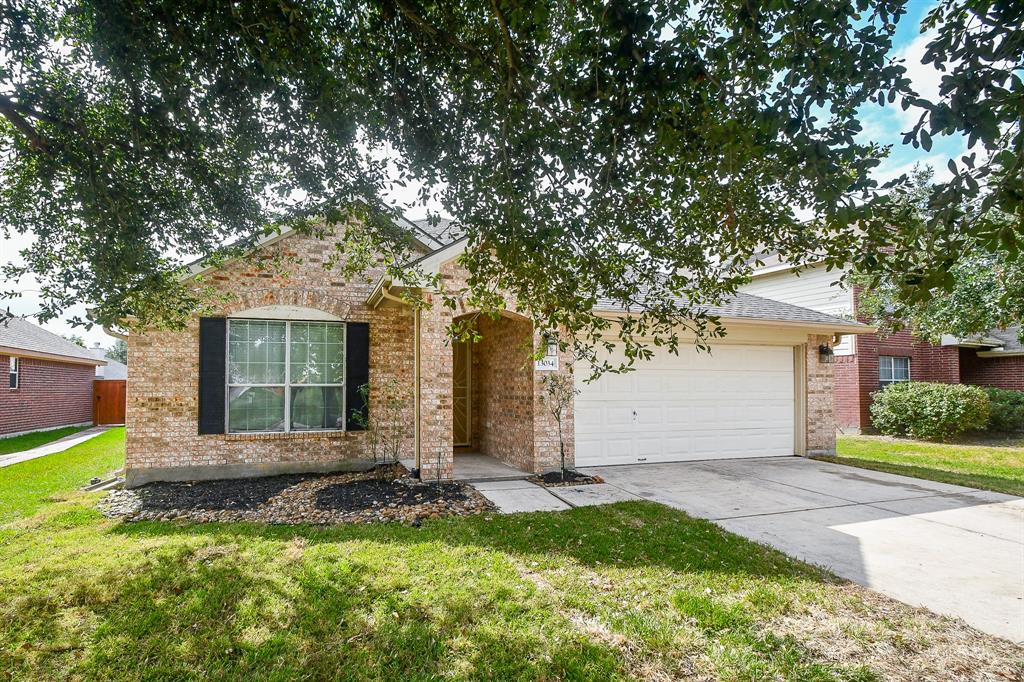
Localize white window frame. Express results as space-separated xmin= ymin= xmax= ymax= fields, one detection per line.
xmin=9 ymin=356 xmax=19 ymax=390
xmin=226 ymin=319 xmax=347 ymax=434
xmin=879 ymin=355 xmax=910 ymax=388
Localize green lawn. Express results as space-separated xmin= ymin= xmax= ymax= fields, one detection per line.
xmin=1 ymin=430 xmax=1019 ymax=680
xmin=0 ymin=428 xmax=124 ymax=524
xmin=823 ymin=435 xmax=1024 ymax=497
xmin=0 ymin=426 xmax=90 ymax=457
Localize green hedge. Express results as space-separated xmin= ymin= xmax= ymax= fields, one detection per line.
xmin=870 ymin=382 xmax=990 ymax=441
xmin=985 ymin=387 xmax=1024 ymax=434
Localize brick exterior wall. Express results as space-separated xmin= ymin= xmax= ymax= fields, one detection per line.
xmin=126 ymin=227 xmax=418 ymax=482
xmin=470 ymin=315 xmax=535 ymax=469
xmin=960 ymin=350 xmax=1024 ymax=390
xmin=806 ymin=335 xmax=837 ymax=455
xmin=126 ymin=223 xmax=840 ymax=482
xmin=430 ymin=259 xmax=576 ymax=476
xmin=532 ymin=329 xmax=576 ymax=472
xmin=834 ymin=286 xmax=1022 ymax=430
xmin=416 ymin=293 xmax=454 ymax=481
xmin=0 ymin=355 xmax=95 ymax=436
xmin=832 ymin=354 xmax=860 ymax=429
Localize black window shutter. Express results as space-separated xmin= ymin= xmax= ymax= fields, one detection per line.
xmin=346 ymin=322 xmax=370 ymax=430
xmin=198 ymin=317 xmax=227 ymax=434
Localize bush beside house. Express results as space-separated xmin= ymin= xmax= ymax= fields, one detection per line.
xmin=985 ymin=388 xmax=1024 ymax=434
xmin=870 ymin=382 xmax=990 ymax=441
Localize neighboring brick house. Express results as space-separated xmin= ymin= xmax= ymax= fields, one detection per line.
xmin=740 ymin=258 xmax=1024 ymax=431
xmin=123 ymin=218 xmax=867 ymax=486
xmin=0 ymin=316 xmax=105 ymax=437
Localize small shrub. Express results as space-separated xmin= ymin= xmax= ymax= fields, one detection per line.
xmin=870 ymin=382 xmax=990 ymax=441
xmin=985 ymin=387 xmax=1024 ymax=434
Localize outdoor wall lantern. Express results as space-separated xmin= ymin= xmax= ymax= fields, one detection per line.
xmin=818 ymin=345 xmax=835 ymax=364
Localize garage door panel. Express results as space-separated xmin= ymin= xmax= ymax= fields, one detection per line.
xmin=635 ymin=437 xmax=665 ymax=457
xmin=635 ymin=373 xmax=666 ymax=394
xmin=661 ymin=436 xmax=693 ymax=457
xmin=665 ymin=406 xmax=691 ymax=423
xmin=574 ymin=405 xmax=604 ymax=428
xmin=575 ymin=344 xmax=795 ymax=466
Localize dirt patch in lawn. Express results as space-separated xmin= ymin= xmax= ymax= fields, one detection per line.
xmin=98 ymin=463 xmax=493 ymax=525
xmin=771 ymin=583 xmax=1024 ymax=681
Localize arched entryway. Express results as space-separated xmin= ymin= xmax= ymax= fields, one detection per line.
xmin=452 ymin=312 xmax=536 ymax=472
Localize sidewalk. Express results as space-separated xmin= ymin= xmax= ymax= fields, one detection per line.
xmin=0 ymin=426 xmax=112 ymax=469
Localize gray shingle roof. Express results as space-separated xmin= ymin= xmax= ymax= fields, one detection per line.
xmin=88 ymin=347 xmax=127 ymax=378
xmin=0 ymin=316 xmax=105 ymax=363
xmin=593 ymin=291 xmax=865 ymax=329
xmin=186 ymin=213 xmax=463 ymax=275
xmin=987 ymin=325 xmax=1023 ymax=352
xmin=406 ymin=217 xmax=463 ymax=250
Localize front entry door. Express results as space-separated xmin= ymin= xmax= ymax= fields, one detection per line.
xmin=453 ymin=340 xmax=472 ymax=446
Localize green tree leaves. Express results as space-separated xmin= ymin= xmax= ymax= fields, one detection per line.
xmin=852 ymin=166 xmax=1023 ymax=344
xmin=0 ymin=0 xmax=1019 ymax=365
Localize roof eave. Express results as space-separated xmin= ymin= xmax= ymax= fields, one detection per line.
xmin=591 ymin=309 xmax=873 ymax=335
xmin=0 ymin=345 xmax=105 ymax=366
xmin=975 ymin=349 xmax=1024 ymax=358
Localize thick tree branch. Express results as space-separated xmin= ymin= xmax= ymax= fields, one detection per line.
xmin=490 ymin=0 xmax=521 ymax=92
xmin=0 ymin=95 xmax=50 ymax=152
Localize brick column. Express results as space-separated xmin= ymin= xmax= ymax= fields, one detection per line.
xmin=531 ymin=329 xmax=576 ymax=473
xmin=806 ymin=334 xmax=837 ymax=455
xmin=417 ymin=295 xmax=454 ymax=480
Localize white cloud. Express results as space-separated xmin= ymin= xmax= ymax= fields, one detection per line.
xmin=873 ymin=152 xmax=954 ymax=185
xmin=893 ymin=30 xmax=943 ymax=131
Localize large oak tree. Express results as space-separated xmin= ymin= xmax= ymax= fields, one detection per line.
xmin=1 ymin=0 xmax=1021 ymax=367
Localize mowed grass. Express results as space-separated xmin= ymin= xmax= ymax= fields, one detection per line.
xmin=0 ymin=425 xmax=90 ymax=457
xmin=0 ymin=428 xmax=124 ymax=523
xmin=1 ymin=431 xmax=1020 ymax=681
xmin=824 ymin=435 xmax=1024 ymax=497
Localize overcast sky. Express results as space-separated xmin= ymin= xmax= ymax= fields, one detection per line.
xmin=0 ymin=0 xmax=961 ymax=349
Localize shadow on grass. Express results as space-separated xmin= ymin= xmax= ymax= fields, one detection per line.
xmin=63 ymin=541 xmax=627 ymax=680
xmin=5 ymin=502 xmax=861 ymax=680
xmin=112 ymin=501 xmax=829 ymax=582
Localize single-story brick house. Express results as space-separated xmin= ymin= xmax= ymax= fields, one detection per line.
xmin=0 ymin=315 xmax=105 ymax=437
xmin=124 ymin=220 xmax=869 ymax=486
xmin=740 ymin=256 xmax=1024 ymax=431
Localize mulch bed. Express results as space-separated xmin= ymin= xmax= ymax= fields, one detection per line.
xmin=528 ymin=470 xmax=604 ymax=487
xmin=98 ymin=463 xmax=493 ymax=525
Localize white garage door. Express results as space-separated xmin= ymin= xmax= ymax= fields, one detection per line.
xmin=574 ymin=344 xmax=795 ymax=466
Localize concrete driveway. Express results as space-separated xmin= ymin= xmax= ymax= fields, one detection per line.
xmin=582 ymin=457 xmax=1024 ymax=642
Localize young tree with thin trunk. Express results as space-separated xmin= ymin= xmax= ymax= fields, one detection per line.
xmin=541 ymin=373 xmax=579 ymax=481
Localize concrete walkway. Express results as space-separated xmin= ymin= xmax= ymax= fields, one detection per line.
xmin=0 ymin=426 xmax=112 ymax=468
xmin=470 ymin=457 xmax=1024 ymax=642
xmin=472 ymin=478 xmax=641 ymax=512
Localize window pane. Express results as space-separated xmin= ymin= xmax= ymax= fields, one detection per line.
xmin=290 ymin=322 xmax=344 ymax=385
xmin=228 ymin=320 xmax=285 ymax=384
xmin=893 ymin=357 xmax=910 ymax=380
xmin=879 ymin=357 xmax=892 ymax=382
xmin=228 ymin=386 xmax=285 ymax=432
xmin=290 ymin=386 xmax=344 ymax=430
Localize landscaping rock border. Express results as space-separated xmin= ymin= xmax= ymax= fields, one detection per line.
xmin=97 ymin=463 xmax=494 ymax=525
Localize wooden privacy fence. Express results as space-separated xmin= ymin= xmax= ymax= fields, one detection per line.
xmin=94 ymin=380 xmax=126 ymax=425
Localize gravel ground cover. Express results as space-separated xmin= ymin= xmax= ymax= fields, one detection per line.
xmin=98 ymin=463 xmax=493 ymax=524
